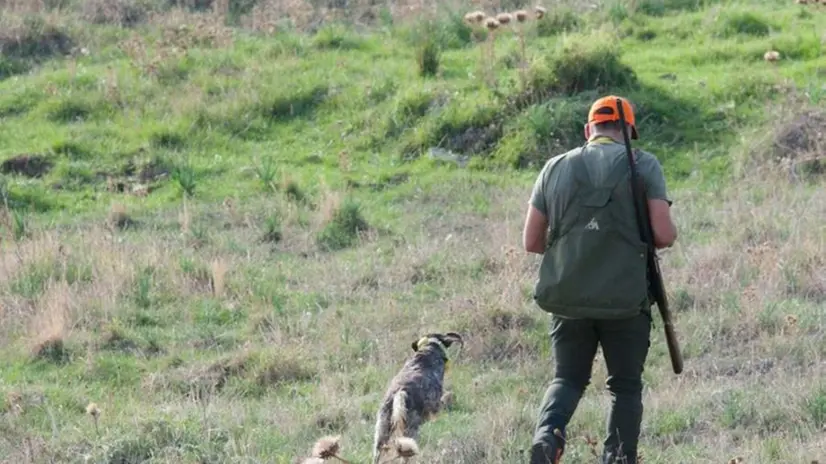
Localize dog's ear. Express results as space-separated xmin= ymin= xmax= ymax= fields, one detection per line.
xmin=439 ymin=332 xmax=463 ymax=348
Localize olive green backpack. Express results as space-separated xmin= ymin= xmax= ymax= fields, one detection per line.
xmin=532 ymin=146 xmax=650 ymax=320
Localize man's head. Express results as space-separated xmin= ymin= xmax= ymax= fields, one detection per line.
xmin=583 ymin=95 xmax=638 ymax=141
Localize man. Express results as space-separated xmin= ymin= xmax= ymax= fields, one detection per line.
xmin=522 ymin=96 xmax=677 ymax=464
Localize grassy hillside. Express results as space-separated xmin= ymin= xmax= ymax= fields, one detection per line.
xmin=0 ymin=0 xmax=825 ymax=462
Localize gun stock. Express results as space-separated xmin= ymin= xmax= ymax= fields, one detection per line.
xmin=615 ymin=99 xmax=684 ymax=375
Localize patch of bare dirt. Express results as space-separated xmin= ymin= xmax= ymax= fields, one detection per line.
xmin=772 ymin=109 xmax=826 ymax=158
xmin=0 ymin=23 xmax=74 ymax=61
xmin=0 ymin=154 xmax=53 ymax=178
xmin=105 ymin=156 xmax=172 ymax=196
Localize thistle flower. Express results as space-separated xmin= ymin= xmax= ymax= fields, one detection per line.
xmin=395 ymin=437 xmax=420 ymax=458
xmin=496 ymin=12 xmax=512 ymax=25
xmin=485 ymin=17 xmax=500 ymax=30
xmin=535 ymin=5 xmax=547 ymax=19
xmin=464 ymin=10 xmax=487 ymax=24
xmin=311 ymin=435 xmax=351 ymax=463
xmin=514 ymin=10 xmax=529 ymax=22
xmin=86 ymin=402 xmax=101 ymax=436
xmin=86 ymin=402 xmax=100 ymax=417
xmin=764 ymin=50 xmax=780 ymax=62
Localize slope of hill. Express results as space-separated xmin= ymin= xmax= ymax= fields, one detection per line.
xmin=0 ymin=0 xmax=825 ymax=462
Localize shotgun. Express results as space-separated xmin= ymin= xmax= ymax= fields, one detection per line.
xmin=615 ymin=98 xmax=684 ymax=375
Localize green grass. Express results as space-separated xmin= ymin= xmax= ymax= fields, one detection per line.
xmin=0 ymin=0 xmax=825 ymax=462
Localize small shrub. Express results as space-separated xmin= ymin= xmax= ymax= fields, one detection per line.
xmin=806 ymin=386 xmax=826 ymax=427
xmin=46 ymin=98 xmax=94 ymax=123
xmin=385 ymin=88 xmax=433 ymax=138
xmin=134 ymin=266 xmax=155 ymax=309
xmin=171 ymin=161 xmax=197 ymax=197
xmin=312 ymin=24 xmax=366 ymax=50
xmin=535 ymin=7 xmax=581 ymax=37
xmin=417 ymin=37 xmax=440 ymax=78
xmin=262 ymin=214 xmax=282 ymax=243
xmin=149 ymin=131 xmax=187 ymax=150
xmin=284 ymin=179 xmax=307 ymax=204
xmin=527 ymin=30 xmax=638 ymax=96
xmin=0 ymin=16 xmax=73 ymax=61
xmin=402 ymin=12 xmax=474 ymax=51
xmin=715 ymin=12 xmax=773 ymax=38
xmin=316 ymin=198 xmax=369 ymax=251
xmin=262 ymin=84 xmax=328 ymax=121
xmin=51 ymin=141 xmax=93 ymax=160
xmin=31 ymin=336 xmax=71 ymax=364
xmin=253 ymin=156 xmax=277 ymax=191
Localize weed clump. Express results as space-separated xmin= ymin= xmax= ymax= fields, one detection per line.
xmin=312 ymin=24 xmax=366 ymax=50
xmin=80 ymin=0 xmax=157 ymax=27
xmin=715 ymin=11 xmax=773 ymax=38
xmin=417 ymin=37 xmax=440 ymax=78
xmin=526 ymin=30 xmax=638 ymax=98
xmin=535 ymin=6 xmax=580 ymax=37
xmin=0 ymin=154 xmax=53 ymax=178
xmin=0 ymin=15 xmax=74 ymax=64
xmin=284 ymin=179 xmax=307 ymax=204
xmin=261 ymin=214 xmax=282 ymax=243
xmin=316 ymin=198 xmax=369 ymax=252
xmin=31 ymin=335 xmax=71 ymax=364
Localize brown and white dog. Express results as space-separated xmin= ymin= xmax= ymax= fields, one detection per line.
xmin=371 ymin=332 xmax=463 ymax=464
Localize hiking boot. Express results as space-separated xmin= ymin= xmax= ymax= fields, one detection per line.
xmin=529 ymin=440 xmax=563 ymax=464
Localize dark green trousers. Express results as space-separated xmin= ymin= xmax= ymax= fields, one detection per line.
xmin=532 ymin=311 xmax=652 ymax=464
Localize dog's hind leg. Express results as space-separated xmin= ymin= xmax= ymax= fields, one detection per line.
xmin=372 ymin=400 xmax=394 ymax=464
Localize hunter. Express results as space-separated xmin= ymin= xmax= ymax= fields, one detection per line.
xmin=522 ymin=95 xmax=678 ymax=464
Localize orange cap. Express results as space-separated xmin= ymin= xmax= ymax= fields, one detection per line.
xmin=587 ymin=95 xmax=638 ymax=139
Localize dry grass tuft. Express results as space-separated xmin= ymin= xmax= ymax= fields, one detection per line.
xmin=26 ymin=281 xmax=72 ymax=363
xmin=107 ymin=202 xmax=133 ymax=230
xmin=210 ymin=258 xmax=227 ymax=298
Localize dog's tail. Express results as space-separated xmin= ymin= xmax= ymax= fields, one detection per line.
xmin=389 ymin=390 xmax=408 ymax=439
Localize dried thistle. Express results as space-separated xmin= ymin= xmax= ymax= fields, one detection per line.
xmin=85 ymin=402 xmax=100 ymax=417
xmin=211 ymin=258 xmax=227 ymax=298
xmin=108 ymin=202 xmax=131 ymax=230
xmin=496 ymin=12 xmax=512 ymax=25
xmin=395 ymin=437 xmax=419 ymax=458
xmin=310 ymin=435 xmax=352 ymax=463
xmin=535 ymin=5 xmax=547 ymax=19
xmin=764 ymin=50 xmax=780 ymax=62
xmin=512 ymin=10 xmax=530 ymax=85
xmin=86 ymin=402 xmax=101 ymax=436
xmin=483 ymin=17 xmax=500 ymax=86
xmin=484 ymin=17 xmax=500 ymax=31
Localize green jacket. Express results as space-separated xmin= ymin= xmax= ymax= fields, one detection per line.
xmin=529 ymin=137 xmax=671 ymax=319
